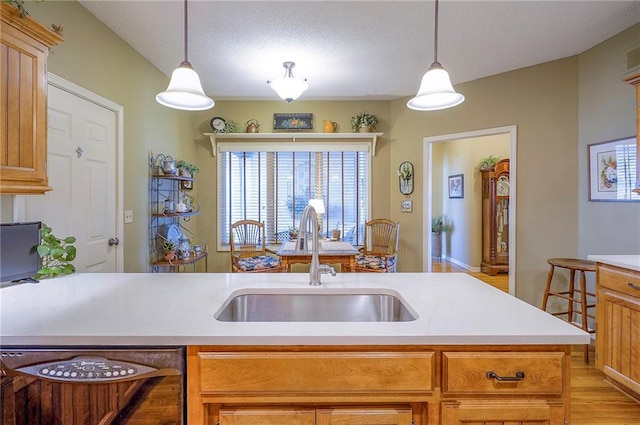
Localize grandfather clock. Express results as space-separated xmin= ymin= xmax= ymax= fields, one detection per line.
xmin=480 ymin=159 xmax=510 ymax=275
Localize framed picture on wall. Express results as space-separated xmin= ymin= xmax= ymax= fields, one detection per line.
xmin=587 ymin=136 xmax=639 ymax=202
xmin=273 ymin=113 xmax=313 ymax=130
xmin=448 ymin=174 xmax=464 ymax=199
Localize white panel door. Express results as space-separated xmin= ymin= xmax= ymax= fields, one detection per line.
xmin=19 ymin=84 xmax=118 ymax=273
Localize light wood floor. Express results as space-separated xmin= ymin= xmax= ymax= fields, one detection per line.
xmin=431 ymin=259 xmax=640 ymax=425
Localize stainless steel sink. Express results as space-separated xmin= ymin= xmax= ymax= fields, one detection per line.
xmin=215 ymin=291 xmax=417 ymax=322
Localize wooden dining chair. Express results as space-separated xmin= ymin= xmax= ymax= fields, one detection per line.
xmin=354 ymin=219 xmax=399 ymax=273
xmin=230 ymin=220 xmax=283 ymax=273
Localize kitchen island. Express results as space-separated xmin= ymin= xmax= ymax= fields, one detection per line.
xmin=1 ymin=272 xmax=589 ymax=425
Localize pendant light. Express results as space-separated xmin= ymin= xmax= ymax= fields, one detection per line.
xmin=407 ymin=0 xmax=464 ymax=111
xmin=156 ymin=0 xmax=214 ymax=111
xmin=267 ymin=62 xmax=309 ymax=102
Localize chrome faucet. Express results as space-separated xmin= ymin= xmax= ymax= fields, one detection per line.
xmin=296 ymin=204 xmax=336 ymax=285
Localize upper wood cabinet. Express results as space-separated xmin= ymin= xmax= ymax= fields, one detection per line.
xmin=624 ymin=71 xmax=640 ymax=194
xmin=1 ymin=3 xmax=63 ymax=194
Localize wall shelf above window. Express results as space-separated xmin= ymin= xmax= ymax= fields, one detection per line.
xmin=203 ymin=132 xmax=383 ymax=157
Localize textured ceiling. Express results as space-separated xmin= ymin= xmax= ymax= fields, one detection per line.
xmin=78 ymin=0 xmax=640 ymax=101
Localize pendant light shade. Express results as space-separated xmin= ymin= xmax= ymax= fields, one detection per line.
xmin=268 ymin=62 xmax=309 ymax=102
xmin=156 ymin=0 xmax=214 ymax=111
xmin=406 ymin=62 xmax=464 ymax=111
xmin=407 ymin=0 xmax=464 ymax=111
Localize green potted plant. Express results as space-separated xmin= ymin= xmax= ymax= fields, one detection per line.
xmin=175 ymin=159 xmax=199 ymax=177
xmin=34 ymin=223 xmax=77 ymax=279
xmin=350 ymin=112 xmax=378 ymax=133
xmin=478 ymin=155 xmax=500 ymax=171
xmin=161 ymin=240 xmax=177 ymax=261
xmin=431 ymin=215 xmax=452 ymax=234
xmin=214 ymin=119 xmax=241 ymax=134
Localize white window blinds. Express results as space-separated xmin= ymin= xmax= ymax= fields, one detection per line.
xmin=218 ymin=144 xmax=370 ymax=248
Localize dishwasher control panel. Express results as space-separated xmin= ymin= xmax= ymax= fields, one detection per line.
xmin=15 ymin=356 xmax=158 ymax=382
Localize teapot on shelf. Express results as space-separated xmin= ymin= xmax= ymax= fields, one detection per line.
xmin=246 ymin=119 xmax=260 ymax=133
xmin=160 ymin=155 xmax=177 ymax=175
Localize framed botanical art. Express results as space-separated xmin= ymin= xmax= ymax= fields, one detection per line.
xmin=587 ymin=136 xmax=639 ymax=201
xmin=448 ymin=174 xmax=464 ymax=199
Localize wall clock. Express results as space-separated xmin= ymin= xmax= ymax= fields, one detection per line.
xmin=210 ymin=116 xmax=226 ymax=132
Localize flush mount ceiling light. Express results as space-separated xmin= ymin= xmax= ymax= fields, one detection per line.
xmin=156 ymin=0 xmax=214 ymax=111
xmin=407 ymin=0 xmax=464 ymax=111
xmin=267 ymin=61 xmax=309 ymax=102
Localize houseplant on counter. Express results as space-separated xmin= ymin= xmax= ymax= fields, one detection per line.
xmin=431 ymin=215 xmax=451 ymax=260
xmin=350 ymin=112 xmax=378 ymax=133
xmin=34 ymin=223 xmax=76 ymax=279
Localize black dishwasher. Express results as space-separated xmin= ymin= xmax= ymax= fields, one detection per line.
xmin=0 ymin=346 xmax=185 ymax=425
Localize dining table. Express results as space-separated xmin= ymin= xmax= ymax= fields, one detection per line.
xmin=276 ymin=240 xmax=360 ymax=272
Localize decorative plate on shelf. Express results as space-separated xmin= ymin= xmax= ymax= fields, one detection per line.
xmin=156 ymin=223 xmax=181 ymax=247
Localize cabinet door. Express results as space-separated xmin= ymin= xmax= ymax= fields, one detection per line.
xmin=441 ymin=401 xmax=565 ymax=425
xmin=220 ymin=408 xmax=315 ymax=425
xmin=316 ymin=408 xmax=412 ymax=425
xmin=0 ymin=4 xmax=62 ymax=194
xmin=596 ymin=287 xmax=640 ymax=394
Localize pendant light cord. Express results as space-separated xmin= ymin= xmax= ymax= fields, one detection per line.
xmin=183 ymin=0 xmax=189 ymax=64
xmin=433 ymin=0 xmax=439 ymax=63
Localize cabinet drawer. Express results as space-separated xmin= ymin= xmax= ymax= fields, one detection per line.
xmin=598 ymin=264 xmax=640 ymax=298
xmin=197 ymin=352 xmax=434 ymax=394
xmin=442 ymin=352 xmax=564 ymax=395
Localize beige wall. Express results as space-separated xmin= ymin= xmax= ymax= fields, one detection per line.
xmin=390 ymin=57 xmax=580 ymax=306
xmin=578 ymin=23 xmax=640 ymax=258
xmin=7 ymin=2 xmax=638 ymax=311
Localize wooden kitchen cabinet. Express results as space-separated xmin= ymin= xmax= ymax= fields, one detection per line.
xmin=187 ymin=345 xmax=571 ymax=425
xmin=441 ymin=400 xmax=565 ymax=425
xmin=219 ymin=407 xmax=412 ymax=425
xmin=480 ymin=159 xmax=510 ymax=275
xmin=0 ymin=3 xmax=63 ymax=194
xmin=595 ymin=263 xmax=640 ymax=401
xmin=316 ymin=408 xmax=412 ymax=425
xmin=624 ymin=71 xmax=640 ymax=193
xmin=220 ymin=408 xmax=316 ymax=425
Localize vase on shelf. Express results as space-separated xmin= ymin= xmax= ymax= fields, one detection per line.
xmin=358 ymin=125 xmax=371 ymax=133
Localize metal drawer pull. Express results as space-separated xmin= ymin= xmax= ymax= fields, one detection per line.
xmin=486 ymin=371 xmax=525 ymax=382
xmin=629 ymin=282 xmax=640 ymax=291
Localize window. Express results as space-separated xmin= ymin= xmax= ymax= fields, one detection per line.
xmin=218 ymin=142 xmax=371 ymax=248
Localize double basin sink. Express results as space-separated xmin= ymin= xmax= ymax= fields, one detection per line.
xmin=215 ymin=289 xmax=417 ymax=322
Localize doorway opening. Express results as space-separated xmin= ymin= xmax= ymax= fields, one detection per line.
xmin=423 ymin=126 xmax=517 ymax=295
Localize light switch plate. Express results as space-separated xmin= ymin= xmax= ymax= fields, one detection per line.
xmin=124 ymin=210 xmax=133 ymax=223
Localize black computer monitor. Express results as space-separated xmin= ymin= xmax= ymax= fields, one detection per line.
xmin=1 ymin=221 xmax=41 ymax=285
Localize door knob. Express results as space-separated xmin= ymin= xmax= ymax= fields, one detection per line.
xmin=108 ymin=237 xmax=120 ymax=246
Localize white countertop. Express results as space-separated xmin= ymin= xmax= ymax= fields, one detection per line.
xmin=0 ymin=272 xmax=589 ymax=346
xmin=588 ymin=254 xmax=640 ymax=272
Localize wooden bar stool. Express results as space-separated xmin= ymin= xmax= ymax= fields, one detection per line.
xmin=541 ymin=258 xmax=596 ymax=363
